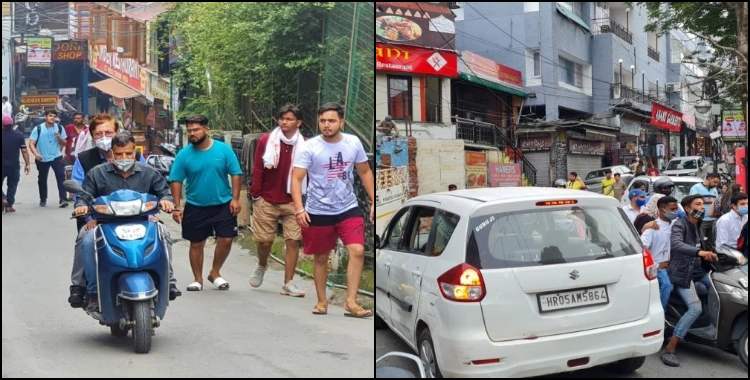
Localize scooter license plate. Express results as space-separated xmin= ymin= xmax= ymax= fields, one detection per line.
xmin=114 ymin=224 xmax=146 ymax=240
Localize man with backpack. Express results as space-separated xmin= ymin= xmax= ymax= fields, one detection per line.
xmin=28 ymin=110 xmax=68 ymax=208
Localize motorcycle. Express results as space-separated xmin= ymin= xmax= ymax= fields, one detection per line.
xmin=63 ymin=180 xmax=171 ymax=354
xmin=376 ymin=352 xmax=426 ymax=378
xmin=664 ymin=245 xmax=748 ymax=368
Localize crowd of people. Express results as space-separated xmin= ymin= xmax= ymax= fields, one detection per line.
xmin=2 ymin=102 xmax=375 ymax=319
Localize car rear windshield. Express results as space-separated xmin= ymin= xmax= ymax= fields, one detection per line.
xmin=667 ymin=160 xmax=697 ymax=170
xmin=466 ymin=206 xmax=642 ymax=269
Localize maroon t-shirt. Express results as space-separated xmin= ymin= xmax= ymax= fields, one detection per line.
xmin=250 ymin=132 xmax=295 ymax=204
xmin=64 ymin=124 xmax=79 ymax=158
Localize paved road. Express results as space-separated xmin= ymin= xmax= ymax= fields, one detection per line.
xmin=2 ymin=163 xmax=373 ymax=377
xmin=377 ymin=322 xmax=746 ymax=378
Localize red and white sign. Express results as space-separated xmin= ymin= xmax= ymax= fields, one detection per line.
xmin=376 ymin=43 xmax=458 ymax=77
xmin=460 ymin=50 xmax=523 ymax=88
xmin=650 ymin=102 xmax=682 ymax=133
xmin=90 ymin=45 xmax=147 ymax=94
xmin=488 ymin=163 xmax=522 ymax=187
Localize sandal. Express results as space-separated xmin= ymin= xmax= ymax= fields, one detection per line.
xmin=344 ymin=304 xmax=373 ymax=318
xmin=312 ymin=303 xmax=328 ymax=315
xmin=207 ymin=275 xmax=230 ymax=290
xmin=186 ymin=282 xmax=203 ymax=291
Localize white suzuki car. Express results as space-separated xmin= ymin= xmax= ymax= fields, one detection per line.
xmin=375 ymin=188 xmax=664 ymax=378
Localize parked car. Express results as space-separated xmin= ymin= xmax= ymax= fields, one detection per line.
xmin=375 ymin=188 xmax=664 ymax=378
xmin=620 ymin=175 xmax=703 ymax=206
xmin=662 ymin=156 xmax=710 ymax=177
xmin=584 ymin=166 xmax=634 ymax=194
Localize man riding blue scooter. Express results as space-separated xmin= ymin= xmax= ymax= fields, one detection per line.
xmin=69 ymin=131 xmax=181 ymax=310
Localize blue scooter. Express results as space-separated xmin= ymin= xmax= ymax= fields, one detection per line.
xmin=64 ymin=180 xmax=170 ymax=353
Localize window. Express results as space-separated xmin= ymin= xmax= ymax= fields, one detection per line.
xmin=430 ymin=211 xmax=460 ymax=256
xmin=559 ymin=56 xmax=582 ymax=88
xmin=533 ymin=51 xmax=541 ymax=77
xmin=385 ymin=207 xmax=412 ymax=251
xmin=425 ymin=76 xmax=441 ymax=123
xmin=407 ymin=207 xmax=436 ymax=254
xmin=388 ymin=75 xmax=412 ymax=121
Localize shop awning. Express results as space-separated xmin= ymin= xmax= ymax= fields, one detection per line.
xmin=89 ymin=79 xmax=141 ymax=99
xmin=459 ymin=72 xmax=528 ymax=97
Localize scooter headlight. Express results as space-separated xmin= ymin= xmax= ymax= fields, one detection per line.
xmin=141 ymin=201 xmax=158 ymax=213
xmin=110 ymin=200 xmax=143 ymax=216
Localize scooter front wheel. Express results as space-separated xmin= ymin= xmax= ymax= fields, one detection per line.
xmin=132 ymin=301 xmax=153 ymax=353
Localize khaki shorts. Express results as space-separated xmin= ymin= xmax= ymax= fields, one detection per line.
xmin=251 ymin=198 xmax=301 ymax=243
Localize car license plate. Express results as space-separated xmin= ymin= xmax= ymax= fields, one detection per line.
xmin=114 ymin=224 xmax=146 ymax=240
xmin=537 ymin=286 xmax=609 ymax=313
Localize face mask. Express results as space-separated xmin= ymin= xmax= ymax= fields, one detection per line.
xmin=662 ymin=210 xmax=678 ymax=221
xmin=635 ymin=198 xmax=648 ymax=207
xmin=113 ymin=159 xmax=135 ymax=172
xmin=690 ymin=209 xmax=705 ymax=220
xmin=738 ymin=206 xmax=749 ymax=216
xmin=96 ymin=136 xmax=112 ymax=151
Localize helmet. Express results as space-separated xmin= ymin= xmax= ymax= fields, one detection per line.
xmin=554 ymin=179 xmax=567 ymax=188
xmin=653 ymin=177 xmax=675 ymax=196
xmin=146 ymin=155 xmax=174 ymax=177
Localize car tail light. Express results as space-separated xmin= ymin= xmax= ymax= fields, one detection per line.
xmin=536 ymin=199 xmax=578 ymax=207
xmin=642 ymin=248 xmax=657 ymax=281
xmin=643 ymin=330 xmax=661 ymax=338
xmin=471 ymin=358 xmax=501 ymax=365
xmin=437 ymin=263 xmax=486 ymax=302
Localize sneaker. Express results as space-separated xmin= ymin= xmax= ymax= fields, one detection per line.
xmin=169 ymin=283 xmax=182 ymax=300
xmin=248 ymin=265 xmax=267 ymax=288
xmin=40 ymin=200 xmax=46 ymax=207
xmin=68 ymin=285 xmax=85 ymax=308
xmin=281 ymin=281 xmax=306 ymax=297
xmin=661 ymin=352 xmax=680 ymax=367
xmin=59 ymin=201 xmax=69 ymax=208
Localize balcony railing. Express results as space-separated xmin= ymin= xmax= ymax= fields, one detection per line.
xmin=592 ymin=17 xmax=632 ymax=44
xmin=648 ymin=46 xmax=660 ymax=61
xmin=610 ymin=84 xmax=678 ymax=109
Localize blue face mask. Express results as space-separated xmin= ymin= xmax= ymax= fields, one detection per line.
xmin=635 ymin=198 xmax=648 ymax=207
xmin=738 ymin=206 xmax=749 ymax=216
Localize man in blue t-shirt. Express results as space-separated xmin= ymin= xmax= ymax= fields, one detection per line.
xmin=28 ymin=109 xmax=69 ymax=208
xmin=168 ymin=115 xmax=243 ymax=292
xmin=689 ymin=172 xmax=721 ymax=250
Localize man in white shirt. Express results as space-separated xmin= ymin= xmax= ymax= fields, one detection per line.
xmin=715 ymin=192 xmax=748 ymax=250
xmin=2 ymin=96 xmax=12 ymax=117
xmin=623 ymin=189 xmax=647 ymax=225
xmin=641 ymin=196 xmax=680 ymax=310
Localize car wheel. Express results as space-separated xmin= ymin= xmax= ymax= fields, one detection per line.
xmin=737 ymin=328 xmax=748 ymax=368
xmin=607 ymin=356 xmax=646 ymax=374
xmin=418 ymin=328 xmax=443 ymax=378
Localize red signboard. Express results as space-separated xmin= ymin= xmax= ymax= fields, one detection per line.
xmin=497 ymin=64 xmax=523 ymax=87
xmin=461 ymin=50 xmax=524 ymax=88
xmin=650 ymin=102 xmax=682 ymax=133
xmin=488 ymin=163 xmax=522 ymax=187
xmin=376 ymin=43 xmax=458 ymax=77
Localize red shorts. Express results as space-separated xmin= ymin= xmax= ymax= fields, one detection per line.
xmin=301 ymin=215 xmax=365 ymax=255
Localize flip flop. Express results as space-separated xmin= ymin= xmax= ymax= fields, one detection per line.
xmin=312 ymin=303 xmax=328 ymax=315
xmin=208 ymin=275 xmax=230 ymax=290
xmin=344 ymin=304 xmax=373 ymax=318
xmin=186 ymin=282 xmax=202 ymax=291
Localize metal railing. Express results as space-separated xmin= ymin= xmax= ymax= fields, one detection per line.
xmin=593 ymin=17 xmax=632 ymax=44
xmin=610 ymin=84 xmax=678 ymax=109
xmin=454 ymin=116 xmax=537 ymax=186
xmin=648 ymin=46 xmax=660 ymax=61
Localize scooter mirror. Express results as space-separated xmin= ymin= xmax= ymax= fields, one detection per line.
xmin=63 ymin=180 xmax=84 ymax=194
xmin=376 ymin=352 xmax=426 ymax=378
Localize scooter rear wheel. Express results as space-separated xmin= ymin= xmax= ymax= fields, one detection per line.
xmin=132 ymin=301 xmax=153 ymax=353
xmin=738 ymin=328 xmax=748 ymax=368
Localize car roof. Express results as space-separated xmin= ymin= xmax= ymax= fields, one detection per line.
xmin=406 ymin=187 xmax=614 ymax=216
xmin=629 ymin=175 xmax=703 ymax=183
xmin=670 ymin=156 xmax=702 ymax=160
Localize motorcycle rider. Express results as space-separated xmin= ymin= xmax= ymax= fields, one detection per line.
xmin=661 ymin=194 xmax=719 ymax=367
xmin=69 ymin=131 xmax=181 ymax=310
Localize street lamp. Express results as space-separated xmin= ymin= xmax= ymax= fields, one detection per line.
xmin=618 ymin=59 xmax=623 ymax=96
xmin=630 ymin=65 xmax=635 ymax=94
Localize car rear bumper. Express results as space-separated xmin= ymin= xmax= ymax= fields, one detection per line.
xmin=435 ymin=308 xmax=664 ymax=378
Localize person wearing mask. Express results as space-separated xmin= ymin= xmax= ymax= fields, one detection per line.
xmin=623 ymin=189 xmax=647 ymax=224
xmin=661 ymin=195 xmax=718 ymax=367
xmin=64 ymin=113 xmax=88 ymax=164
xmin=689 ymin=173 xmax=721 ymax=250
xmin=714 ymin=192 xmax=748 ymax=250
xmin=2 ymin=114 xmax=31 ymax=213
xmin=601 ymin=170 xmax=616 ymax=197
xmin=639 ymin=196 xmax=680 ymax=310
xmin=566 ymin=172 xmax=587 ymax=190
